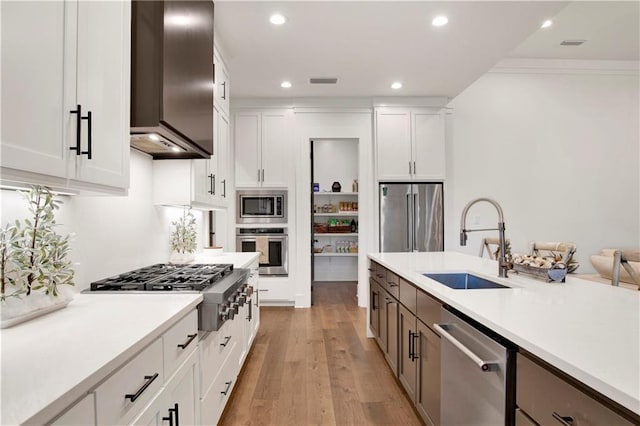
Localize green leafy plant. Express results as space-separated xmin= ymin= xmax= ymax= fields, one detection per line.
xmin=0 ymin=186 xmax=74 ymax=301
xmin=170 ymin=210 xmax=197 ymax=255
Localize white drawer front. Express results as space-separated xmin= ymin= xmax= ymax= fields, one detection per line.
xmin=52 ymin=393 xmax=96 ymax=425
xmin=199 ymin=319 xmax=237 ymax=397
xmin=163 ymin=310 xmax=198 ymax=379
xmin=96 ymin=339 xmax=164 ymax=425
xmin=200 ymin=352 xmax=237 ymax=426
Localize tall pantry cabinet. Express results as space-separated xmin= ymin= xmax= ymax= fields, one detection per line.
xmin=1 ymin=0 xmax=130 ymax=193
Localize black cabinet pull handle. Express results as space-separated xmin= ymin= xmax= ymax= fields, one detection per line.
xmin=222 ymin=179 xmax=226 ymax=198
xmin=125 ymin=372 xmax=159 ymax=402
xmin=69 ymin=104 xmax=82 ymax=155
xmin=170 ymin=403 xmax=179 ymax=426
xmin=221 ymin=81 xmax=226 ymax=100
xmin=411 ymin=332 xmax=419 ymax=361
xmin=367 ymin=268 xmax=375 ymax=272
xmin=221 ymin=380 xmax=232 ymax=395
xmin=81 ymin=110 xmax=92 ymax=159
xmin=177 ymin=333 xmax=197 ymax=349
xmin=220 ymin=335 xmax=232 ymax=347
xmin=408 ymin=330 xmax=414 ymax=359
xmin=387 ymin=281 xmax=398 ymax=287
xmin=552 ymin=412 xmax=574 ymax=426
xmin=162 ymin=413 xmax=173 ymax=426
xmin=208 ymin=174 xmax=215 ymax=195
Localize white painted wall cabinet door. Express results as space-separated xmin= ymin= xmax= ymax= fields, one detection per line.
xmin=235 ymin=112 xmax=261 ymax=187
xmin=1 ymin=0 xmax=71 ymax=180
xmin=260 ymin=110 xmax=290 ymax=187
xmin=215 ymin=109 xmax=230 ymax=200
xmin=412 ymin=112 xmax=445 ymax=181
xmin=376 ymin=109 xmax=412 ymax=180
xmin=73 ymin=0 xmax=130 ymax=189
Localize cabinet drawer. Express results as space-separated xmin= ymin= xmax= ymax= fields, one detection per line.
xmin=199 ymin=319 xmax=237 ymax=397
xmin=95 ymin=339 xmax=163 ymax=425
xmin=385 ymin=270 xmax=400 ymax=298
xmin=399 ymin=278 xmax=417 ymax=314
xmin=517 ymin=353 xmax=635 ymax=426
xmin=163 ymin=310 xmax=198 ymax=379
xmin=200 ymin=350 xmax=237 ymax=426
xmin=51 ymin=393 xmax=95 ymax=425
xmin=417 ymin=290 xmax=441 ymax=330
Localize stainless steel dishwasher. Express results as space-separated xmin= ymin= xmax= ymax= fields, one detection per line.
xmin=434 ymin=307 xmax=516 ymax=426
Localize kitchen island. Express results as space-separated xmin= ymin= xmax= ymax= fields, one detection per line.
xmin=368 ymin=251 xmax=639 ymax=419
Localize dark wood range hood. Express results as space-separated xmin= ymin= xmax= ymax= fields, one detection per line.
xmin=130 ymin=0 xmax=214 ymax=159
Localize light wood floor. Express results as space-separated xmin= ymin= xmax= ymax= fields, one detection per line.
xmin=219 ymin=281 xmax=423 ymax=426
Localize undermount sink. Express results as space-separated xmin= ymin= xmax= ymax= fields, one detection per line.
xmin=423 ymin=272 xmax=511 ymax=290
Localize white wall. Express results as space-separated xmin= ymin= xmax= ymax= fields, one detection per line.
xmin=0 ymin=149 xmax=206 ymax=291
xmin=445 ymin=62 xmax=640 ymax=273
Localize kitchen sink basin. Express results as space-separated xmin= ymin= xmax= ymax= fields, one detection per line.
xmin=423 ymin=272 xmax=511 ymax=290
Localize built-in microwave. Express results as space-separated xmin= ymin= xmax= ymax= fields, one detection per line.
xmin=237 ymin=190 xmax=287 ymax=224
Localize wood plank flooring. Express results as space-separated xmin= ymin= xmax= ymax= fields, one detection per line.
xmin=219 ymin=281 xmax=422 ymax=426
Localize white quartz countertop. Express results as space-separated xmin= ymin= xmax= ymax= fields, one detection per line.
xmin=368 ymin=251 xmax=640 ymax=415
xmin=0 ymin=293 xmax=202 ymax=425
xmin=192 ymin=251 xmax=258 ymax=269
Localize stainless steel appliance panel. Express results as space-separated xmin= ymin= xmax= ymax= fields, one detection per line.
xmin=413 ymin=183 xmax=444 ymax=251
xmin=436 ymin=308 xmax=509 ymax=426
xmin=380 ymin=183 xmax=443 ymax=252
xmin=237 ymin=190 xmax=287 ymax=224
xmin=236 ymin=228 xmax=288 ymax=276
xmin=380 ymin=183 xmax=412 ymax=252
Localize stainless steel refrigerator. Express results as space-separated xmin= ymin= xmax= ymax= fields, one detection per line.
xmin=379 ymin=183 xmax=444 ymax=252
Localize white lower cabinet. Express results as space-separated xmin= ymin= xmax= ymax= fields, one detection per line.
xmin=200 ymin=350 xmax=238 ymax=425
xmin=132 ymin=348 xmax=199 ymax=426
xmin=95 ymin=339 xmax=164 ymax=425
xmin=51 ymin=393 xmax=96 ymax=425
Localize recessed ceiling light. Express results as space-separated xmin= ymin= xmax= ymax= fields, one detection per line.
xmin=270 ymin=14 xmax=287 ymax=25
xmin=149 ymin=134 xmax=160 ymax=141
xmin=541 ymin=19 xmax=552 ymax=29
xmin=281 ymin=81 xmax=292 ymax=88
xmin=171 ymin=146 xmax=181 ymax=153
xmin=432 ymin=16 xmax=448 ymax=27
xmin=391 ymin=82 xmax=403 ymax=90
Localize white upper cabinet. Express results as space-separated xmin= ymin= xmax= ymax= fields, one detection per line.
xmin=376 ymin=110 xmax=413 ymax=180
xmin=376 ymin=108 xmax=446 ymax=181
xmin=235 ymin=112 xmax=261 ymax=187
xmin=214 ymin=48 xmax=230 ymax=117
xmin=0 ymin=0 xmax=130 ymax=194
xmin=235 ymin=109 xmax=292 ymax=188
xmin=73 ymin=0 xmax=130 ymax=189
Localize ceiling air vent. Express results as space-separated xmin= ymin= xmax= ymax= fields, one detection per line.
xmin=560 ymin=40 xmax=586 ymax=46
xmin=309 ymin=77 xmax=338 ymax=84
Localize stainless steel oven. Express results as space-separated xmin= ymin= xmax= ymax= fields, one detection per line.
xmin=236 ymin=228 xmax=288 ymax=276
xmin=237 ymin=190 xmax=287 ymax=224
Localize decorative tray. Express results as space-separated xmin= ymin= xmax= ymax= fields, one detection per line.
xmin=512 ymin=263 xmax=567 ymax=283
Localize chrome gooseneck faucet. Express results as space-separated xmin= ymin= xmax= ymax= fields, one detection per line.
xmin=460 ymin=198 xmax=509 ymax=278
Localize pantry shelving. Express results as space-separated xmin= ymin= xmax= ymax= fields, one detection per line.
xmin=311 ymin=139 xmax=359 ymax=283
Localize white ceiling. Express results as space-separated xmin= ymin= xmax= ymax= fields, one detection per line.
xmin=214 ymin=1 xmax=638 ymax=99
xmin=509 ymin=1 xmax=640 ymax=60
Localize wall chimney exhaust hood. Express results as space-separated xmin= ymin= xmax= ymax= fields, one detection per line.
xmin=130 ymin=0 xmax=214 ymax=159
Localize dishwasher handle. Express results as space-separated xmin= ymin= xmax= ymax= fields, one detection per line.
xmin=434 ymin=323 xmax=498 ymax=372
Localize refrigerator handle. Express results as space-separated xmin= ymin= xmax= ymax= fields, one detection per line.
xmin=406 ymin=194 xmax=411 ymax=251
xmin=413 ymin=193 xmax=418 ymax=251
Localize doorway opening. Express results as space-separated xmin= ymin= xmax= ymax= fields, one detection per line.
xmin=310 ymin=138 xmax=359 ymax=305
